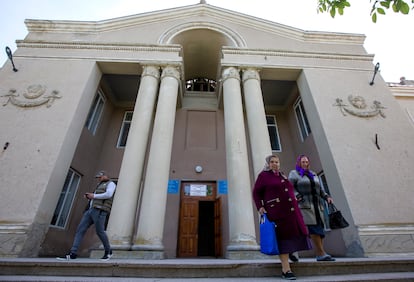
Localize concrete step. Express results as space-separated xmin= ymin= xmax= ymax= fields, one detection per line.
xmin=1 ymin=273 xmax=414 ymax=282
xmin=0 ymin=257 xmax=413 ymax=281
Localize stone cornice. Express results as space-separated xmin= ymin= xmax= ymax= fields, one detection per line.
xmin=24 ymin=4 xmax=365 ymax=45
xmin=388 ymin=85 xmax=414 ymax=97
xmin=222 ymin=47 xmax=374 ymax=62
xmin=208 ymin=8 xmax=365 ymax=44
xmin=24 ymin=4 xmax=204 ymax=33
xmin=16 ymin=40 xmax=182 ymax=53
xmin=17 ymin=40 xmax=373 ymax=63
xmin=302 ymin=31 xmax=365 ymax=44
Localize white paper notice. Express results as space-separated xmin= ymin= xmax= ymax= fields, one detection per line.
xmin=190 ymin=184 xmax=207 ymax=196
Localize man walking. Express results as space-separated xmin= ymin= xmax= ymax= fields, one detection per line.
xmin=57 ymin=170 xmax=116 ymax=261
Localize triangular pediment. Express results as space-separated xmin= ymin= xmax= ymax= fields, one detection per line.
xmin=20 ymin=2 xmax=370 ymax=101
xmin=24 ymin=3 xmax=365 ymax=47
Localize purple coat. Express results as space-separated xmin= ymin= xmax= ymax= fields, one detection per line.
xmin=253 ymin=170 xmax=308 ymax=240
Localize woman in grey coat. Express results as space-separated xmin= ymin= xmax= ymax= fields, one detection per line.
xmin=288 ymin=154 xmax=335 ymax=262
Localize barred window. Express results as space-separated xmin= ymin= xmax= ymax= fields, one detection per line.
xmin=85 ymin=90 xmax=105 ymax=135
xmin=51 ymin=169 xmax=81 ymax=228
xmin=266 ymin=115 xmax=281 ymax=151
xmin=117 ymin=111 xmax=133 ymax=148
xmin=185 ymin=78 xmax=217 ymax=92
xmin=294 ymin=98 xmax=311 ymax=141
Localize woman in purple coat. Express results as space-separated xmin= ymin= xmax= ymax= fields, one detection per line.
xmin=253 ymin=155 xmax=311 ymax=280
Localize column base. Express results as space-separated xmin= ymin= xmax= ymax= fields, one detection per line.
xmin=226 ymin=249 xmax=273 ymax=259
xmin=90 ymin=248 xmax=164 ymax=259
xmin=226 ymin=242 xmax=263 ymax=259
xmin=130 ymin=243 xmax=165 ymax=259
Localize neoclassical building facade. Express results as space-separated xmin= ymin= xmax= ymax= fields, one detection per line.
xmin=0 ymin=2 xmax=413 ymax=259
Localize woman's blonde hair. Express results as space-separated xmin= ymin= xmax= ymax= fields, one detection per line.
xmin=263 ymin=154 xmax=280 ymax=171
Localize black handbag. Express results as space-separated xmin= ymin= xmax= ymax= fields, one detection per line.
xmin=328 ymin=203 xmax=349 ymax=229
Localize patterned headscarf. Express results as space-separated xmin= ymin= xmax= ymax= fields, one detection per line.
xmin=295 ymin=154 xmax=315 ymax=177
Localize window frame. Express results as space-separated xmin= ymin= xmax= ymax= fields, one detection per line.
xmin=50 ymin=168 xmax=81 ymax=229
xmin=293 ymin=97 xmax=311 ymax=141
xmin=266 ymin=115 xmax=282 ymax=152
xmin=85 ymin=89 xmax=105 ymax=135
xmin=116 ymin=111 xmax=133 ymax=148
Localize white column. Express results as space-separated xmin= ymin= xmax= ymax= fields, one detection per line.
xmin=133 ymin=66 xmax=180 ymax=257
xmin=242 ymin=68 xmax=272 ymax=179
xmin=222 ymin=67 xmax=258 ymax=255
xmin=107 ymin=65 xmax=160 ymax=248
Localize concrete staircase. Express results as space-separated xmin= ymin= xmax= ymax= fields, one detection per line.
xmin=1 ymin=256 xmax=414 ymax=281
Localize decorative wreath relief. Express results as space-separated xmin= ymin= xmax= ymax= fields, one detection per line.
xmin=1 ymin=84 xmax=61 ymax=108
xmin=334 ymin=95 xmax=386 ymax=118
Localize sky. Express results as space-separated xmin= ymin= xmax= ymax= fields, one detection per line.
xmin=1 ymin=0 xmax=413 ymax=83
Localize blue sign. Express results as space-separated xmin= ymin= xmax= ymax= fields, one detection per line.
xmin=218 ymin=180 xmax=228 ymax=194
xmin=167 ymin=179 xmax=180 ymax=194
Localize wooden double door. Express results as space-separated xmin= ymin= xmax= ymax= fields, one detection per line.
xmin=177 ymin=182 xmax=222 ymax=258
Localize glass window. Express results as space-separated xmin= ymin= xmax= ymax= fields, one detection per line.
xmin=117 ymin=111 xmax=133 ymax=148
xmin=51 ymin=169 xmax=81 ymax=228
xmin=294 ymin=98 xmax=311 ymax=141
xmin=85 ymin=90 xmax=105 ymax=135
xmin=266 ymin=115 xmax=281 ymax=151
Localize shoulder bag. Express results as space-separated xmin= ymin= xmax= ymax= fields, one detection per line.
xmin=260 ymin=213 xmax=279 ymax=255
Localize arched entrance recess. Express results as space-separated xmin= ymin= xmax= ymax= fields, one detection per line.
xmin=158 ymin=22 xmax=246 ymax=82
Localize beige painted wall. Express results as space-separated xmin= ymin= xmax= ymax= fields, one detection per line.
xmin=298 ymin=68 xmax=414 ymax=255
xmin=0 ymin=57 xmax=102 ymax=256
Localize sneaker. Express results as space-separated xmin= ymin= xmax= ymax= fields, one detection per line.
xmin=316 ymin=254 xmax=336 ymax=261
xmin=100 ymin=251 xmax=113 ymax=261
xmin=56 ymin=252 xmax=77 ymax=260
xmin=282 ymin=270 xmax=297 ymax=280
xmin=289 ymin=253 xmax=299 ymax=262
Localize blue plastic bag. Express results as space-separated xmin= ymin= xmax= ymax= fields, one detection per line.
xmin=260 ymin=213 xmax=279 ymax=255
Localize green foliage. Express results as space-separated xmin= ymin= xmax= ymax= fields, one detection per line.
xmin=317 ymin=0 xmax=414 ymax=22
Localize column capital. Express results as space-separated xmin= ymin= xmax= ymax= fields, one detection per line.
xmin=242 ymin=68 xmax=261 ymax=83
xmin=222 ymin=67 xmax=240 ymax=83
xmin=142 ymin=65 xmax=160 ymax=79
xmin=161 ymin=66 xmax=181 ymax=81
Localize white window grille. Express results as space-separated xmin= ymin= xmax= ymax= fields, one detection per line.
xmin=117 ymin=111 xmax=133 ymax=148
xmin=50 ymin=169 xmax=81 ymax=228
xmin=294 ymin=97 xmax=311 ymax=141
xmin=85 ymin=90 xmax=105 ymax=135
xmin=266 ymin=115 xmax=281 ymax=151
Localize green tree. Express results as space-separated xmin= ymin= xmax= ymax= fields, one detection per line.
xmin=318 ymin=0 xmax=414 ymax=22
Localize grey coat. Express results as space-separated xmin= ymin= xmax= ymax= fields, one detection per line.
xmin=288 ymin=169 xmax=329 ymax=226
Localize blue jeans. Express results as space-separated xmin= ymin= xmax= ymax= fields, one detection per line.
xmin=70 ymin=208 xmax=111 ymax=254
